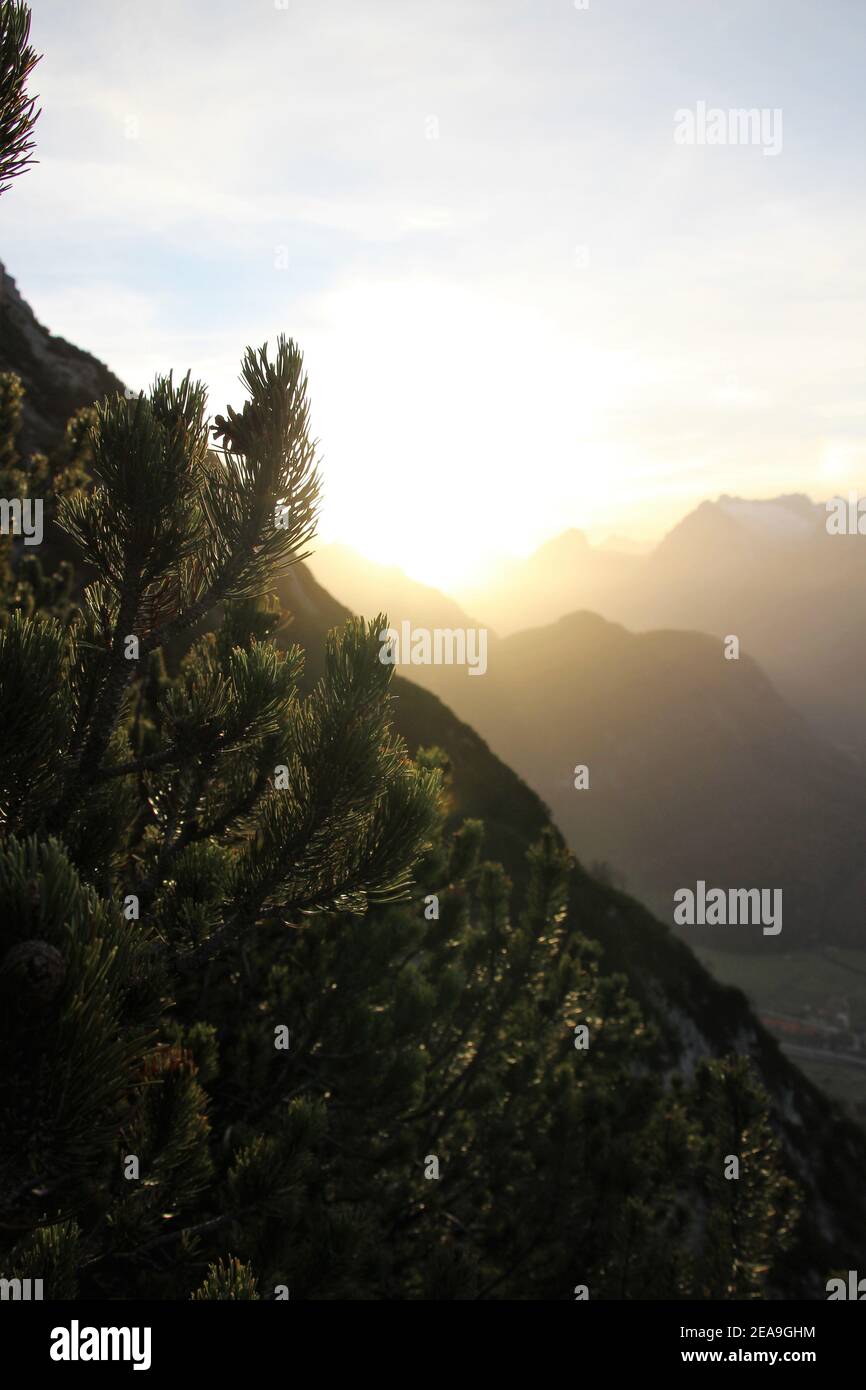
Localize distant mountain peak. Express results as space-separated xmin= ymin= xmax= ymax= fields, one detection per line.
xmin=652 ymin=492 xmax=824 ymax=565
xmin=714 ymin=493 xmax=822 ymax=538
xmin=532 ymin=528 xmax=590 ymax=560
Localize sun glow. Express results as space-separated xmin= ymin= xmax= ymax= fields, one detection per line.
xmin=299 ymin=278 xmax=633 ymax=590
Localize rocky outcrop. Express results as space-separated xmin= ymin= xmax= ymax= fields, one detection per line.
xmin=0 ymin=260 xmax=124 ymax=455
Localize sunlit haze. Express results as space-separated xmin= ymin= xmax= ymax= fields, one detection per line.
xmin=5 ymin=0 xmax=866 ymax=588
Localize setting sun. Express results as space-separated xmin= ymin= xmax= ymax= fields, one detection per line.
xmin=302 ymin=277 xmax=636 ymax=588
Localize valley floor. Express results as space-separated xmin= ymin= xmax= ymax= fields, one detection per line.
xmin=695 ymin=946 xmax=866 ymax=1125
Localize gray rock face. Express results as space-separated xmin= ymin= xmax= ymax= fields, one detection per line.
xmin=0 ymin=260 xmax=124 ymax=455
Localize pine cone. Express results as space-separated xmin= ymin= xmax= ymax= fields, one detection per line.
xmin=0 ymin=940 xmax=66 ymax=1004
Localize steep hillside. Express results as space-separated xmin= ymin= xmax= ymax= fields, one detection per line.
xmin=308 ymin=542 xmax=497 ymax=705
xmin=278 ymin=562 xmax=542 ymax=875
xmin=310 ymin=543 xmax=487 ymax=638
xmin=0 ymin=259 xmax=124 ymax=455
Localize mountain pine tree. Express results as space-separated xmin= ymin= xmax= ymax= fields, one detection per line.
xmin=0 ymin=348 xmax=442 ymax=1292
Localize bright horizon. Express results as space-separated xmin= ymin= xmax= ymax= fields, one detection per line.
xmin=5 ymin=0 xmax=866 ymax=589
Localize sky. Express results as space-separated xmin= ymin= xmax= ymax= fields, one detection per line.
xmin=4 ymin=0 xmax=866 ymax=588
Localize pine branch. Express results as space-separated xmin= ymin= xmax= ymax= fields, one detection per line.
xmin=0 ymin=2 xmax=40 ymax=196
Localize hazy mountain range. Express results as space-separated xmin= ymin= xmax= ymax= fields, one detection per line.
xmin=308 ymin=521 xmax=866 ymax=950
xmin=456 ymin=497 xmax=866 ymax=757
xmin=453 ymin=609 xmax=866 ymax=950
